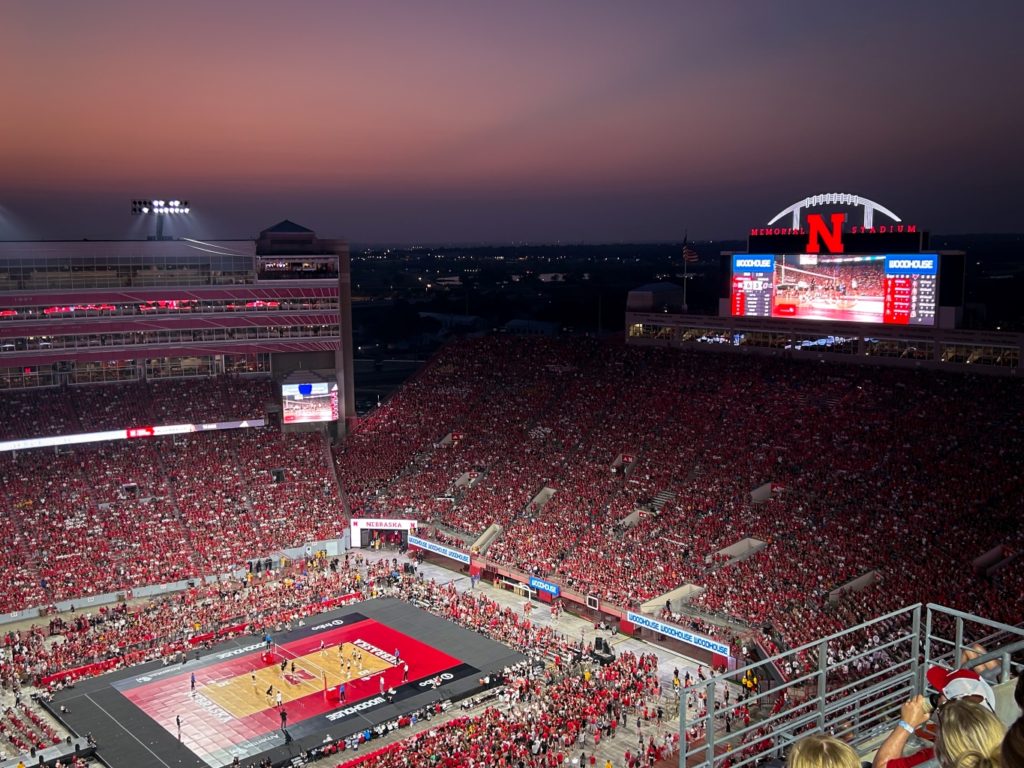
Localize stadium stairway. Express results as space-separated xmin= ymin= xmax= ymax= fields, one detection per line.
xmin=321 ymin=431 xmax=349 ymax=517
xmin=651 ymin=489 xmax=676 ymax=512
xmin=470 ymin=522 xmax=503 ymax=554
xmin=525 ymin=486 xmax=557 ymax=514
xmin=153 ymin=442 xmax=209 ymax=576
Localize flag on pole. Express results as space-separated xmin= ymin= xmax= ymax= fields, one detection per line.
xmin=681 ymin=230 xmax=693 ymax=311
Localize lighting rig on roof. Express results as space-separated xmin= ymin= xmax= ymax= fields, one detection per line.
xmin=131 ymin=199 xmax=191 ymax=239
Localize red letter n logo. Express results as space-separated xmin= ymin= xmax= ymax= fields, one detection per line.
xmin=806 ymin=213 xmax=845 ymax=254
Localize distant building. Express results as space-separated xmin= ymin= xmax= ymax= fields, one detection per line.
xmin=503 ymin=319 xmax=559 ymax=336
xmin=0 ymin=219 xmax=357 ymax=434
xmin=418 ymin=312 xmax=484 ymax=333
xmin=626 ymin=282 xmax=685 ymax=312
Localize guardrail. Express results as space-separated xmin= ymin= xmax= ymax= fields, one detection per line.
xmin=680 ymin=604 xmax=1023 ymax=768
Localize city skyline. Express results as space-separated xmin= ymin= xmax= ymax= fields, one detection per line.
xmin=1 ymin=0 xmax=1023 ymax=243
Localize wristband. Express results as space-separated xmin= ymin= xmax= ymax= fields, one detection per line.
xmin=897 ymin=720 xmax=915 ymax=735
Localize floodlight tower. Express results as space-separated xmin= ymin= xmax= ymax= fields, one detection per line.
xmin=130 ymin=199 xmax=191 ymax=240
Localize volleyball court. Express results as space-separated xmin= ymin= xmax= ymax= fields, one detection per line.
xmin=200 ymin=639 xmax=391 ymax=718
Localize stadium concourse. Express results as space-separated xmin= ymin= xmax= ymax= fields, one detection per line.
xmin=2 ymin=336 xmax=1024 ymax=766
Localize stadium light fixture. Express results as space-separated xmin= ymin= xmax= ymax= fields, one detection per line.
xmin=132 ymin=199 xmax=190 ymax=214
xmin=131 ymin=198 xmax=192 ymax=239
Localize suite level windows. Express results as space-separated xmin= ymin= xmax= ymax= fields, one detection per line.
xmin=0 ymin=298 xmax=339 ymax=320
xmin=0 ymin=325 xmax=339 ymax=353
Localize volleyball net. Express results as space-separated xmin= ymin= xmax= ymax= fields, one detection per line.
xmin=272 ymin=643 xmax=330 ymax=697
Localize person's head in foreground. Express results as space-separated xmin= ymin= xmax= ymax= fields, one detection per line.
xmin=934 ymin=699 xmax=1005 ymax=768
xmin=788 ymin=734 xmax=860 ymax=768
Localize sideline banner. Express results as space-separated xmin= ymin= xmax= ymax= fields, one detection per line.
xmin=625 ymin=611 xmax=730 ymax=656
xmin=407 ymin=535 xmax=470 ymax=564
xmin=0 ymin=418 xmax=266 ymax=453
xmin=528 ymin=576 xmax=560 ymax=599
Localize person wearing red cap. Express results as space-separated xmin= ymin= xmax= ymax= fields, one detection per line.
xmin=873 ymin=667 xmax=997 ymax=768
xmin=925 ymin=667 xmax=997 ymax=713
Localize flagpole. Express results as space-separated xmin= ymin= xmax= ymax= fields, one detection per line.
xmin=682 ymin=229 xmax=689 ymax=313
xmin=682 ymin=258 xmax=688 ymax=312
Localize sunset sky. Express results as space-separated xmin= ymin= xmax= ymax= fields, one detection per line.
xmin=1 ymin=0 xmax=1022 ymax=243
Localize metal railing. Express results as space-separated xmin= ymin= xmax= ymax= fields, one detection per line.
xmin=680 ymin=603 xmax=1023 ymax=768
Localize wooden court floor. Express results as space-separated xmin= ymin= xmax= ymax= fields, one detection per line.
xmin=202 ymin=641 xmax=392 ymax=718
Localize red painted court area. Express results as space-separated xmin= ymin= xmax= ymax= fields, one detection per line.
xmin=116 ymin=616 xmax=463 ymax=766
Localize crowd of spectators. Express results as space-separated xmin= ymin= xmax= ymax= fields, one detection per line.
xmin=2 ymin=339 xmax=1022 ymax=692
xmin=167 ymin=428 xmax=344 ymax=575
xmin=0 ymin=701 xmax=62 ymax=755
xmin=333 ymin=337 xmax=1024 ymax=659
xmin=0 ymin=378 xmax=344 ymax=612
xmin=0 ymin=340 xmax=1021 ymax=768
xmin=339 ymin=649 xmax=675 ymax=768
xmin=1 ymin=552 xmax=569 ymax=690
xmin=1 ymin=550 xmax=676 ymax=767
xmin=0 ymin=377 xmax=268 ymax=443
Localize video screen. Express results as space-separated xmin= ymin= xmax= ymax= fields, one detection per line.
xmin=730 ymin=254 xmax=937 ymax=325
xmin=282 ymin=381 xmax=339 ymax=423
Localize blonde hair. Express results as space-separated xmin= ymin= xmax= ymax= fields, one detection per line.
xmin=787 ymin=734 xmax=860 ymax=768
xmin=936 ymin=699 xmax=1006 ymax=768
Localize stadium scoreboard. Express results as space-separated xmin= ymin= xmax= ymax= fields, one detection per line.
xmin=281 ymin=381 xmax=339 ymax=423
xmin=882 ymin=256 xmax=938 ymax=325
xmin=730 ymin=253 xmax=938 ymax=326
xmin=723 ymin=195 xmax=959 ymax=327
xmin=730 ymin=257 xmax=774 ymax=318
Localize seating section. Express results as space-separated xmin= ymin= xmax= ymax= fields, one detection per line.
xmin=2 ymin=554 xmax=677 ymax=768
xmin=334 ymin=650 xmax=674 ymax=768
xmin=0 ymin=378 xmax=344 ymax=612
xmin=2 ymin=340 xmax=1023 ymax=666
xmin=333 ymin=337 xmax=1024 ymax=653
xmin=0 ymin=704 xmax=61 ymax=754
xmin=2 ymin=341 xmax=1022 ymax=768
xmin=166 ymin=429 xmax=345 ymax=575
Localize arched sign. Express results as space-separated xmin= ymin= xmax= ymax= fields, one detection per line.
xmin=767 ymin=193 xmax=902 ymax=230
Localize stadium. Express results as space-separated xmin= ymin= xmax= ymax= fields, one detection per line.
xmin=0 ymin=198 xmax=1022 ymax=768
